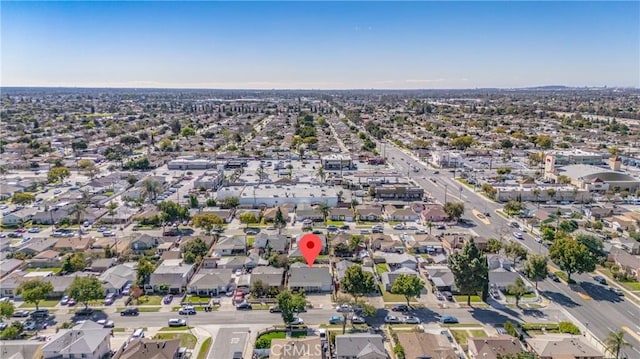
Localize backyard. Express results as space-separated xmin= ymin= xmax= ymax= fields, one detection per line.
xmin=153 ymin=333 xmax=198 ymax=349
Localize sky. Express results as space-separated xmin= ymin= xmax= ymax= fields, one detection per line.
xmin=1 ymin=1 xmax=639 ymax=89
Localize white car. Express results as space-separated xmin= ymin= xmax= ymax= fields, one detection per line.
xmin=403 ymin=316 xmax=421 ymax=324
xmin=513 ymin=232 xmax=524 ymax=240
xmin=289 ymin=317 xmax=304 ymax=325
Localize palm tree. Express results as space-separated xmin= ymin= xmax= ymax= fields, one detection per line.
xmin=547 ymin=188 xmax=556 ymax=203
xmin=142 ymin=179 xmax=160 ymax=203
xmin=317 ymin=203 xmax=330 ymax=223
xmin=427 ymin=221 xmax=434 ymax=235
xmin=107 ymin=201 xmax=119 ymax=227
xmin=605 ymin=330 xmax=631 ymax=359
xmin=256 ymin=164 xmax=265 ymax=184
xmin=316 ymin=166 xmax=326 ymax=183
xmin=69 ymin=201 xmax=88 ymax=241
xmin=532 ymin=188 xmax=541 ymax=209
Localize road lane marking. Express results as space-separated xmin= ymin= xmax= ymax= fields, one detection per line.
xmin=622 ymin=326 xmax=640 ymax=342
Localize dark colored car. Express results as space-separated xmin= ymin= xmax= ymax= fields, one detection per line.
xmin=391 ymin=304 xmax=410 ymax=312
xmin=548 ymin=273 xmax=560 ymax=282
xmin=120 ymin=307 xmax=139 ymax=316
xmin=12 ymin=310 xmax=30 ymax=318
xmin=236 ymin=302 xmax=252 ymax=310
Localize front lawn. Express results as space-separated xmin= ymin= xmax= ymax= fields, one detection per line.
xmin=450 ymin=330 xmax=469 ymax=344
xmin=136 ymin=295 xmax=163 ymax=305
xmin=469 ymin=329 xmax=487 ymax=337
xmin=171 ymin=305 xmax=217 ymax=312
xmin=326 ymin=220 xmax=345 ymax=226
xmin=375 ymin=263 xmax=389 ymax=274
xmin=185 ymin=296 xmax=212 ymax=303
xmin=252 ymin=304 xmax=270 ymax=310
xmin=453 ymin=295 xmax=483 ymax=303
xmin=153 ymin=333 xmax=197 ymax=349
xmin=255 ymin=331 xmax=286 ymax=349
xmin=379 ymin=284 xmax=415 ymax=303
xmin=247 ymin=236 xmax=255 ymax=246
xmin=116 ymin=306 xmax=161 ymax=312
xmin=159 ymin=326 xmax=194 ymax=331
xmin=19 ymin=300 xmax=60 ymax=308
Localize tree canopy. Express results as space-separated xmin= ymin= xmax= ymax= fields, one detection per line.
xmin=276 ymin=290 xmax=307 ymax=325
xmin=11 ymin=192 xmax=36 ymax=205
xmin=390 ymin=274 xmax=424 ymax=307
xmin=47 ymin=166 xmax=70 ymax=183
xmin=449 ymin=239 xmax=489 ymax=305
xmin=17 ymin=280 xmax=54 ymax=310
xmin=341 ymin=266 xmax=376 ymax=304
xmin=523 ymin=254 xmax=548 ymax=290
xmin=192 ymin=213 xmax=224 ymax=234
xmin=66 ymin=276 xmax=105 ymax=309
xmin=549 ymin=237 xmax=596 ymax=282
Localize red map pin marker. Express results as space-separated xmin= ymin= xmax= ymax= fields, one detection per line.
xmin=299 ymin=233 xmax=322 ymax=268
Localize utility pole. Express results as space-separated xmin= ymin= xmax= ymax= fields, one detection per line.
xmin=444 ymin=183 xmax=448 ymax=204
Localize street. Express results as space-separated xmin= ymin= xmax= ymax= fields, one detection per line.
xmin=382 ymin=144 xmax=640 ymax=355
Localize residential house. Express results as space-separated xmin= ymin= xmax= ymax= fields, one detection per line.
xmin=296 ymin=207 xmax=325 ymax=222
xmin=89 ymin=258 xmax=117 ymax=272
xmin=385 ymin=207 xmax=419 ymax=222
xmin=334 ymin=333 xmax=388 ymax=359
xmin=213 ymin=236 xmax=246 ymax=256
xmin=253 ymin=233 xmax=289 ymax=254
xmin=29 ymin=250 xmax=64 ymax=268
xmin=112 ymin=338 xmax=186 ymax=359
xmin=0 ymin=259 xmax=24 ymax=278
xmin=54 ymin=236 xmax=94 ymax=252
xmin=250 ymin=266 xmax=284 ymax=289
xmin=421 ymin=204 xmax=449 ymax=222
xmin=381 ymin=267 xmax=419 ymax=292
xmin=1 ymin=207 xmax=37 ymax=225
xmin=369 ymin=234 xmax=399 ymax=253
xmin=188 ymin=268 xmax=233 ymax=296
xmin=201 ymin=208 xmax=235 ymax=223
xmin=287 ymin=263 xmax=333 ymax=293
xmin=42 ymin=275 xmax=78 ymax=298
xmin=18 ymin=237 xmax=57 ymax=256
xmin=269 ymin=337 xmax=323 ymax=359
xmin=263 ymin=206 xmax=290 ymax=222
xmin=468 ymin=336 xmax=524 ymax=359
xmin=526 ymin=335 xmax=603 ymax=359
xmin=381 ymin=253 xmax=417 ymax=270
xmin=0 ymin=340 xmax=42 ymax=359
xmin=290 ymin=234 xmax=327 ymax=256
xmin=407 ymin=239 xmax=445 ymax=254
xmin=100 ymin=262 xmax=136 ymax=295
xmin=100 ymin=206 xmax=139 ymax=225
xmin=32 ymin=206 xmax=70 ymax=225
xmin=356 ymin=206 xmax=383 ymax=222
xmin=335 ymin=260 xmax=376 ymax=289
xmin=41 ymin=320 xmax=111 ymax=359
xmin=396 ymin=332 xmax=456 ymax=359
xmin=130 ymin=233 xmax=161 ymax=254
xmin=609 ymin=248 xmax=640 ymax=281
xmin=149 ymin=259 xmax=196 ymax=294
xmin=441 ymin=234 xmax=487 ymax=253
xmin=425 ymin=266 xmax=457 ymax=292
xmin=330 ymin=208 xmax=355 ymax=222
xmin=0 ymin=273 xmax=26 ymax=297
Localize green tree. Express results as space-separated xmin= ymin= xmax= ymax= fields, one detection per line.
xmin=47 ymin=166 xmax=71 ymax=183
xmin=239 ymin=212 xmax=259 ymax=228
xmin=11 ymin=192 xmax=36 ymax=205
xmin=0 ymin=301 xmax=14 ymax=320
xmin=136 ymin=257 xmax=156 ymax=285
xmin=66 ymin=276 xmax=105 ymax=310
xmin=575 ymin=233 xmax=604 ymax=257
xmin=17 ymin=280 xmax=54 ymax=310
xmin=497 ymin=353 xmax=540 ymax=359
xmin=0 ymin=325 xmax=21 ymax=340
xmin=120 ymin=135 xmax=141 ymax=152
xmin=605 ymin=330 xmax=631 ymax=359
xmin=449 ymin=239 xmax=489 ymax=305
xmin=390 ymin=274 xmax=424 ymax=307
xmin=192 ymin=213 xmax=224 ymax=235
xmin=107 ymin=201 xmax=119 ymax=227
xmin=180 ymin=126 xmax=196 ymax=138
xmin=188 ymin=194 xmax=199 ymax=209
xmin=523 ymin=254 xmax=548 ymax=290
xmin=183 ymin=238 xmax=208 ymax=264
xmin=142 ymin=179 xmax=160 ymax=203
xmin=158 ymin=201 xmax=190 ymax=223
xmin=443 ymin=202 xmax=464 ymax=222
xmin=251 ymin=279 xmax=268 ymax=298
xmin=549 ymin=237 xmax=596 ymax=283
xmin=220 ymin=196 xmax=240 ymax=209
xmin=341 ymin=266 xmax=376 ymax=304
xmin=486 ymin=238 xmax=503 ymax=254
xmin=276 ymin=290 xmax=307 ymax=326
xmin=535 ymin=134 xmax=553 ymax=149
xmin=451 ymin=135 xmax=474 ymax=149
xmin=504 ymin=241 xmax=528 ymax=265
xmin=274 ymin=207 xmax=287 ymax=234
xmin=541 ymin=227 xmax=556 ymax=242
xmin=316 ymin=166 xmax=326 ymax=183
xmin=507 ymin=277 xmax=528 ymax=307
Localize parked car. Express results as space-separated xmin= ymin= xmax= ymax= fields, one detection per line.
xmin=329 ymin=316 xmax=344 ymax=324
xmin=288 ymin=317 xmax=304 ymax=325
xmin=27 ymin=227 xmax=40 ymax=233
xmin=12 ymin=310 xmax=30 ymax=318
xmin=593 ymin=275 xmax=607 ymax=285
xmin=120 ymin=307 xmax=139 ymax=316
xmin=548 ymin=273 xmax=560 ymax=282
xmin=436 ymin=224 xmax=446 ymax=230
xmin=403 ymin=316 xmax=421 ymax=324
xmin=336 ymin=304 xmax=351 ymax=312
xmin=384 ymin=315 xmax=402 ymax=324
xmin=163 ymin=295 xmax=174 ymax=304
xmin=269 ymin=306 xmax=282 ymax=313
xmin=0 ymin=322 xmax=7 ymax=330
xmin=351 ymin=316 xmax=366 ymax=324
xmin=327 ymin=225 xmax=338 ymax=232
xmin=609 ymin=287 xmax=624 ymax=296
xmin=513 ymin=232 xmax=524 ymax=240
xmin=235 ymin=302 xmax=252 ymax=310
xmin=67 ymin=298 xmax=76 ymax=306
xmin=168 ymin=318 xmax=187 ymax=327
xmin=96 ymin=319 xmax=115 ymax=328
xmin=179 ymin=306 xmax=196 ymax=315
xmin=439 ymin=315 xmax=459 ymax=324
xmin=23 ymin=321 xmax=37 ymax=331
xmin=104 ymin=293 xmax=116 ymax=305
xmin=30 ymin=309 xmax=49 ymax=319
xmin=391 ymin=304 xmax=410 ymax=312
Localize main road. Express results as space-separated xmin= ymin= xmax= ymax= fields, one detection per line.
xmin=383 ymin=143 xmax=640 ymax=356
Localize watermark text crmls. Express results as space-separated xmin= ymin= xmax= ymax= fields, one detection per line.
xmin=269 ymin=343 xmax=323 ymax=357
